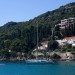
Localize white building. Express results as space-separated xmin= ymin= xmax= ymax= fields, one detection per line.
xmin=56 ymin=36 xmax=75 ymax=47
xmin=36 ymin=41 xmax=48 ymax=50
xmin=56 ymin=39 xmax=67 ymax=46
xmin=55 ymin=17 xmax=75 ymax=29
xmin=32 ymin=41 xmax=48 ymax=56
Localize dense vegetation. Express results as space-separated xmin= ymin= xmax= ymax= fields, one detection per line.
xmin=48 ymin=40 xmax=59 ymax=51
xmin=0 ymin=2 xmax=75 ymax=57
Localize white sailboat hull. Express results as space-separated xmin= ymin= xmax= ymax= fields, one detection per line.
xmin=26 ymin=59 xmax=53 ymax=64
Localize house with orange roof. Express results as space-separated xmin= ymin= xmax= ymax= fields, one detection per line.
xmin=64 ymin=36 xmax=75 ymax=40
xmin=63 ymin=36 xmax=75 ymax=44
xmin=56 ymin=36 xmax=75 ymax=47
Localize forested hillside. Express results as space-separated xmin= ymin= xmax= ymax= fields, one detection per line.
xmin=0 ymin=2 xmax=75 ymax=54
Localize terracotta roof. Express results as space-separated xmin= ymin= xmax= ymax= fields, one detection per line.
xmin=64 ymin=36 xmax=75 ymax=40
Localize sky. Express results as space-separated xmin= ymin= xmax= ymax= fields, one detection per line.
xmin=0 ymin=0 xmax=75 ymax=26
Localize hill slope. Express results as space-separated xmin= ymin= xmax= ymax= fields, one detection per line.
xmin=0 ymin=2 xmax=75 ymax=53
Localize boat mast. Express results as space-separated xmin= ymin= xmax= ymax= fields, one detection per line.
xmin=36 ymin=21 xmax=38 ymax=59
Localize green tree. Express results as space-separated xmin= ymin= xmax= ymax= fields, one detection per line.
xmin=50 ymin=53 xmax=61 ymax=59
xmin=0 ymin=49 xmax=10 ymax=59
xmin=48 ymin=40 xmax=59 ymax=51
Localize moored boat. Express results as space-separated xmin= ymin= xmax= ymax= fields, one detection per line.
xmin=26 ymin=59 xmax=53 ymax=64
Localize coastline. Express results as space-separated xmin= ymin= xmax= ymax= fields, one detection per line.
xmin=0 ymin=57 xmax=74 ymax=62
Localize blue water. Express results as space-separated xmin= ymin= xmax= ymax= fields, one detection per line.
xmin=0 ymin=61 xmax=75 ymax=75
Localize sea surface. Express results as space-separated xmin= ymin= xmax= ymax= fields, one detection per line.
xmin=0 ymin=61 xmax=75 ymax=75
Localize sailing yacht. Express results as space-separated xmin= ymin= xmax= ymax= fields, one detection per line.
xmin=26 ymin=22 xmax=53 ymax=64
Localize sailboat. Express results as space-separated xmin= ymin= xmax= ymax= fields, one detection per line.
xmin=26 ymin=22 xmax=53 ymax=64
